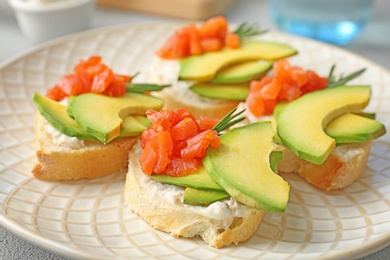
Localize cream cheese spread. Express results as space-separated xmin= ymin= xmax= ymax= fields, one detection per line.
xmin=40 ymin=97 xmax=87 ymax=149
xmin=133 ymin=143 xmax=254 ymax=221
xmin=45 ymin=122 xmax=86 ymax=149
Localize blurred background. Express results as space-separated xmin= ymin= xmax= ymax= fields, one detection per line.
xmin=1 ymin=0 xmax=390 ymax=69
xmin=1 ymin=0 xmax=389 ymax=259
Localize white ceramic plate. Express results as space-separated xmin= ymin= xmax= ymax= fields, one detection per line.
xmin=0 ymin=23 xmax=390 ymax=260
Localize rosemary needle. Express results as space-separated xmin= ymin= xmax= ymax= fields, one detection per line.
xmin=233 ymin=22 xmax=268 ymax=39
xmin=126 ymin=83 xmax=170 ymax=93
xmin=327 ymin=65 xmax=366 ymax=88
xmin=213 ymin=108 xmax=246 ymax=134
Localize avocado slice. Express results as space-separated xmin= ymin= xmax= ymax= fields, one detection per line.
xmin=275 ymin=101 xmax=376 ymax=121
xmin=182 ymin=150 xmax=284 ymax=206
xmin=33 ymin=93 xmax=98 ymax=141
xmin=183 ymin=188 xmax=230 ymax=206
xmin=133 ymin=115 xmax=151 ymax=127
xmin=120 ymin=116 xmax=149 ymax=137
xmin=326 ymin=113 xmax=386 ymax=143
xmin=67 ymin=93 xmax=163 ymax=143
xmin=270 ymin=151 xmax=283 ymax=172
xmin=276 ymin=85 xmax=371 ymax=165
xmin=355 ymin=111 xmax=376 ymax=119
xmin=211 ymin=60 xmax=272 ymax=84
xmin=190 ymin=83 xmax=249 ymax=101
xmin=33 ymin=93 xmax=155 ymax=142
xmin=203 ymin=122 xmax=290 ymax=212
xmin=179 ymin=41 xmax=297 ymax=82
xmin=274 ymin=101 xmax=383 ymax=145
xmin=150 ymin=164 xmax=224 ymax=191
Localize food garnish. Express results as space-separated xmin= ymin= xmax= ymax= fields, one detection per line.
xmin=233 ymin=22 xmax=267 ymax=38
xmin=212 ymin=108 xmax=246 ymax=134
xmin=126 ymin=83 xmax=171 ymax=93
xmin=246 ymin=59 xmax=328 ymax=117
xmin=327 ymin=65 xmax=366 ymax=88
xmin=46 ymin=56 xmax=131 ymax=100
xmin=139 ymin=108 xmax=246 ymax=176
xmin=246 ymin=60 xmax=367 ymax=117
xmin=45 ymin=56 xmax=168 ymax=101
xmin=157 ymin=16 xmax=266 ymax=59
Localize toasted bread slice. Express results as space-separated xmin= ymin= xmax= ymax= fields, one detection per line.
xmin=32 ymin=113 xmax=138 ymax=181
xmin=277 ymin=141 xmax=372 ymax=191
xmin=124 ymin=142 xmax=265 ymax=248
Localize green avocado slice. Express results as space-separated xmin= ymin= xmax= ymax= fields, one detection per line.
xmin=33 ymin=92 xmax=98 ymax=141
xmin=211 ymin=60 xmax=272 ymax=84
xmin=203 ymin=122 xmax=290 ymax=212
xmin=150 ymin=164 xmax=224 ymax=191
xmin=67 ymin=93 xmax=163 ymax=143
xmin=120 ymin=116 xmax=149 ymax=137
xmin=183 ymin=188 xmax=230 ymax=206
xmin=273 ymin=90 xmax=384 ymax=146
xmin=326 ymin=113 xmax=386 ymax=143
xmin=179 ymin=41 xmax=297 ymax=82
xmin=190 ymin=83 xmax=249 ymax=101
xmin=276 ymin=85 xmax=371 ymax=165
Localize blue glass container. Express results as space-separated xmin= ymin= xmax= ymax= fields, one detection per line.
xmin=269 ymin=0 xmax=374 ymax=45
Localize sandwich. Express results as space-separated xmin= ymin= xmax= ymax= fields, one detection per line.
xmin=124 ymin=107 xmax=290 ymax=248
xmin=147 ymin=16 xmax=298 ymax=119
xmin=243 ymin=59 xmax=386 ymax=191
xmin=32 ymin=56 xmax=164 ymax=181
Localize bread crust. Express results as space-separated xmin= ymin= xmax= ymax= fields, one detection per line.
xmin=124 ymin=142 xmax=265 ymax=248
xmin=278 ymin=141 xmax=372 ymax=191
xmin=32 ymin=114 xmax=138 ymax=181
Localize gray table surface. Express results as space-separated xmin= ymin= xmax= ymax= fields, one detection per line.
xmin=1 ymin=0 xmax=389 ymax=259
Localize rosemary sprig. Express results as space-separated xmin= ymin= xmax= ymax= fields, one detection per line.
xmin=213 ymin=108 xmax=246 ymax=134
xmin=131 ymin=71 xmax=140 ymax=79
xmin=327 ymin=64 xmax=336 ymax=83
xmin=126 ymin=83 xmax=170 ymax=93
xmin=327 ymin=65 xmax=366 ymax=88
xmin=233 ymin=22 xmax=267 ymax=38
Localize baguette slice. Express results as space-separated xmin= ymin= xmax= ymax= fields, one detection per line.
xmin=277 ymin=141 xmax=372 ymax=191
xmin=32 ymin=113 xmax=138 ymax=181
xmin=124 ymin=142 xmax=265 ymax=248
